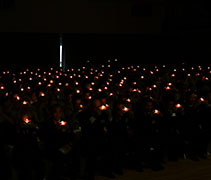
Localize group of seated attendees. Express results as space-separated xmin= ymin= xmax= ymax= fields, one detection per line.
xmin=1 ymin=60 xmax=211 ymax=180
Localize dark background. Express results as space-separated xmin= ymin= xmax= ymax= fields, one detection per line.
xmin=0 ymin=0 xmax=211 ymax=68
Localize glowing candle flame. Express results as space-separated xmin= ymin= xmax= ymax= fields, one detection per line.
xmin=22 ymin=101 xmax=28 ymax=105
xmin=40 ymin=92 xmax=45 ymax=97
xmin=200 ymin=98 xmax=205 ymax=102
xmin=122 ymin=106 xmax=129 ymax=112
xmin=165 ymin=86 xmax=171 ymax=90
xmin=24 ymin=118 xmax=31 ymax=124
xmin=154 ymin=109 xmax=160 ymax=114
xmin=60 ymin=120 xmax=67 ymax=126
xmin=99 ymin=105 xmax=107 ymax=111
xmin=176 ymin=104 xmax=182 ymax=108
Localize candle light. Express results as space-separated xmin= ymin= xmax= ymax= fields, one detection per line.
xmin=154 ymin=109 xmax=160 ymax=114
xmin=126 ymin=98 xmax=131 ymax=102
xmin=99 ymin=105 xmax=107 ymax=111
xmin=176 ymin=104 xmax=182 ymax=108
xmin=200 ymin=98 xmax=205 ymax=102
xmin=22 ymin=101 xmax=28 ymax=105
xmin=109 ymin=93 xmax=113 ymax=96
xmin=60 ymin=120 xmax=67 ymax=126
xmin=165 ymin=86 xmax=171 ymax=90
xmin=40 ymin=92 xmax=45 ymax=97
xmin=76 ymin=89 xmax=80 ymax=93
xmin=122 ymin=106 xmax=129 ymax=112
xmin=0 ymin=86 xmax=4 ymax=90
xmin=23 ymin=115 xmax=31 ymax=125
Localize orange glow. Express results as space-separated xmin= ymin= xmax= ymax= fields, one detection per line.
xmin=153 ymin=85 xmax=157 ymax=88
xmin=80 ymin=104 xmax=84 ymax=109
xmin=126 ymin=98 xmax=131 ymax=102
xmin=109 ymin=93 xmax=113 ymax=96
xmin=76 ymin=89 xmax=80 ymax=93
xmin=165 ymin=86 xmax=171 ymax=90
xmin=0 ymin=86 xmax=4 ymax=90
xmin=60 ymin=120 xmax=67 ymax=126
xmin=22 ymin=101 xmax=28 ymax=105
xmin=176 ymin=104 xmax=182 ymax=108
xmin=99 ymin=105 xmax=107 ymax=111
xmin=154 ymin=109 xmax=160 ymax=114
xmin=40 ymin=92 xmax=45 ymax=97
xmin=23 ymin=116 xmax=31 ymax=124
xmin=200 ymin=98 xmax=205 ymax=102
xmin=122 ymin=106 xmax=129 ymax=112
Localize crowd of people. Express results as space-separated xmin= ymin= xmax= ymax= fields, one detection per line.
xmin=1 ymin=60 xmax=211 ymax=180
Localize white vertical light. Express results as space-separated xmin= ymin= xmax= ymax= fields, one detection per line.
xmin=60 ymin=44 xmax=63 ymax=68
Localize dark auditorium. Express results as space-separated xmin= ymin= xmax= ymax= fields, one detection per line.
xmin=1 ymin=0 xmax=211 ymax=180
